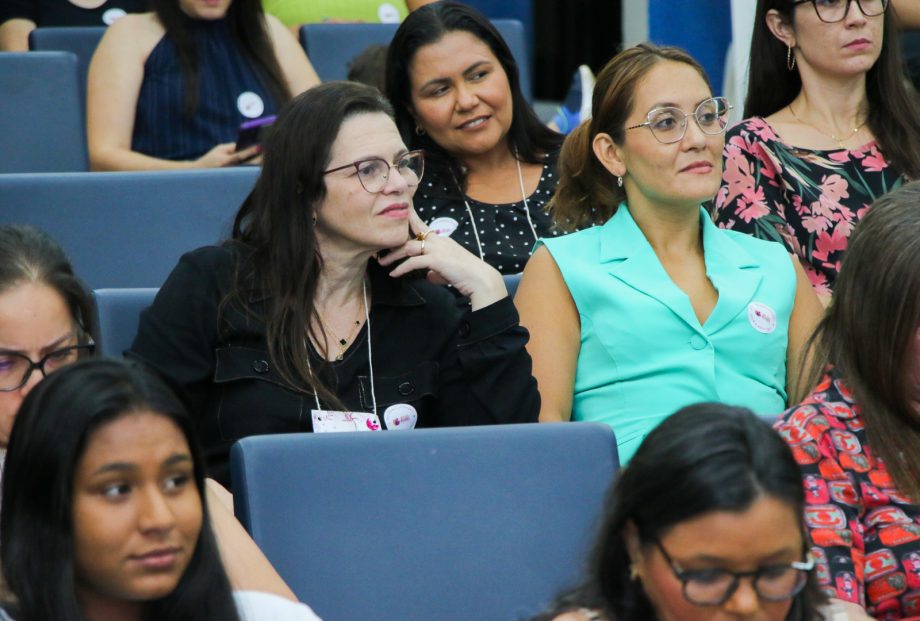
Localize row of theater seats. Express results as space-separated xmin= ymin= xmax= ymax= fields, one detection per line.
xmin=0 ymin=19 xmax=529 ymax=174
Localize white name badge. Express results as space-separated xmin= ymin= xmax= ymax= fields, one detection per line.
xmin=312 ymin=409 xmax=381 ymax=433
xmin=237 ymin=91 xmax=265 ymax=119
xmin=377 ymin=2 xmax=400 ymax=22
xmin=383 ymin=403 xmax=417 ymax=431
xmin=102 ymin=7 xmax=127 ymax=24
xmin=429 ymin=216 xmax=459 ymax=237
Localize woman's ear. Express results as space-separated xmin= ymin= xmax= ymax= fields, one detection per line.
xmin=765 ymin=8 xmax=796 ymax=49
xmin=624 ymin=520 xmax=644 ymax=565
xmin=592 ymin=132 xmax=627 ymax=179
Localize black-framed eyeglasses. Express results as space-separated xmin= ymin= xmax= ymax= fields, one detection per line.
xmin=323 ymin=150 xmax=425 ymax=194
xmin=654 ymin=539 xmax=814 ymax=606
xmin=792 ymin=0 xmax=888 ymax=23
xmin=0 ymin=343 xmax=95 ymax=392
xmin=625 ymin=97 xmax=732 ymax=145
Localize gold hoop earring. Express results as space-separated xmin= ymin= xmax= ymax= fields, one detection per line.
xmin=787 ymin=45 xmax=796 ymax=71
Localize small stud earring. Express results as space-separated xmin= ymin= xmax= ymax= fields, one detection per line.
xmin=415 ymin=124 xmax=426 ymax=136
xmin=629 ymin=564 xmax=640 ymax=580
xmin=617 ymin=176 xmax=624 ymax=188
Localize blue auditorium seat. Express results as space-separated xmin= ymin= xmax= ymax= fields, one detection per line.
xmin=0 ymin=52 xmax=87 ymax=173
xmin=231 ymin=422 xmax=618 ymax=621
xmin=29 ymin=26 xmax=106 ymax=114
xmin=0 ymin=168 xmax=259 ymax=289
xmin=93 ymin=288 xmax=158 ymax=356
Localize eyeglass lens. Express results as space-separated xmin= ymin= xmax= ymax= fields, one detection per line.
xmin=0 ymin=345 xmax=92 ymax=391
xmin=682 ymin=565 xmax=809 ymax=605
xmin=356 ymin=152 xmax=424 ymax=193
xmin=646 ymin=98 xmax=730 ymax=144
xmin=811 ymin=0 xmax=888 ymax=22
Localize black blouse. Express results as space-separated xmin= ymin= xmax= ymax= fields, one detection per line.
xmin=414 ymin=151 xmax=562 ymax=274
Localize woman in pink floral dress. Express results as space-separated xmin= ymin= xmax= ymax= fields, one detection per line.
xmin=713 ymin=0 xmax=920 ymax=304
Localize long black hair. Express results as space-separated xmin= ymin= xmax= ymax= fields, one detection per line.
xmin=745 ymin=0 xmax=920 ymax=178
xmin=1 ymin=358 xmax=240 ymax=621
xmin=385 ymin=1 xmax=561 ymax=186
xmin=151 ymin=0 xmax=291 ymax=117
xmin=230 ymin=81 xmax=394 ymax=407
xmin=535 ymin=403 xmax=823 ymax=621
xmin=0 ymin=224 xmax=97 ymax=342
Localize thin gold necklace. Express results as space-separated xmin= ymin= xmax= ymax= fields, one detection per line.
xmin=316 ymin=293 xmax=365 ymax=362
xmin=788 ymin=103 xmax=867 ymax=149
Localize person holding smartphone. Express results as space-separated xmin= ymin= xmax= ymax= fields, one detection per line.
xmin=87 ymin=0 xmax=319 ymax=171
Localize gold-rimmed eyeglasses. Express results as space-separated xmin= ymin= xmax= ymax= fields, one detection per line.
xmin=625 ymin=97 xmax=732 ymax=145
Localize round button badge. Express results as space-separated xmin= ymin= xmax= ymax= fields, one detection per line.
xmin=377 ymin=2 xmax=400 ymax=22
xmin=237 ymin=91 xmax=265 ymax=119
xmin=748 ymin=302 xmax=777 ymax=334
xmin=429 ymin=216 xmax=459 ymax=237
xmin=102 ymin=7 xmax=127 ymax=24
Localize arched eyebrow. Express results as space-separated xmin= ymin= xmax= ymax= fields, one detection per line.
xmin=647 ymin=97 xmax=715 ymax=111
xmin=417 ymin=60 xmax=492 ymax=92
xmin=92 ymin=453 xmax=192 ymax=475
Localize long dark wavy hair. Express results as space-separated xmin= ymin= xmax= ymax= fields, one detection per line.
xmin=801 ymin=181 xmax=920 ymax=501
xmin=0 ymin=224 xmax=97 ymax=342
xmin=152 ymin=0 xmax=291 ymax=117
xmin=230 ymin=81 xmax=394 ymax=407
xmin=550 ymin=43 xmax=711 ymax=231
xmin=745 ymin=0 xmax=920 ymax=178
xmin=384 ymin=1 xmax=561 ymax=187
xmin=1 ymin=358 xmax=240 ymax=621
xmin=534 ymin=404 xmax=824 ymax=621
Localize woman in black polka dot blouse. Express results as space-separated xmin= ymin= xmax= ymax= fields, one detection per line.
xmin=386 ymin=2 xmax=564 ymax=274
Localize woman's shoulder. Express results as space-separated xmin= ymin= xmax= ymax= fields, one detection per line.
xmin=100 ymin=11 xmax=163 ymax=50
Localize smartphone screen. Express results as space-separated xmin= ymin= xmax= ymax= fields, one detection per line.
xmin=235 ymin=115 xmax=276 ymax=152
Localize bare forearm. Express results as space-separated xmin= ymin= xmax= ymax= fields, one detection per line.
xmin=0 ymin=18 xmax=34 ymax=51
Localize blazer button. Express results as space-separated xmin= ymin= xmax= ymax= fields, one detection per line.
xmin=252 ymin=359 xmax=270 ymax=373
xmin=689 ymin=334 xmax=708 ymax=350
xmin=459 ymin=322 xmax=471 ymax=338
xmin=397 ymin=382 xmax=415 ymax=396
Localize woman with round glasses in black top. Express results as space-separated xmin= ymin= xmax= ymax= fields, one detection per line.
xmin=0 ymin=224 xmax=97 ymax=449
xmin=130 ymin=81 xmax=539 ymax=487
xmin=533 ymin=403 xmax=871 ymax=621
xmin=713 ymin=0 xmax=920 ymax=305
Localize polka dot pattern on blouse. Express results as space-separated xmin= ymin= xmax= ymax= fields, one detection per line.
xmin=415 ymin=151 xmax=562 ymax=275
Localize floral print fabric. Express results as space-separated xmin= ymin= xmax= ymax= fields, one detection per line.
xmin=777 ymin=371 xmax=920 ymax=619
xmin=713 ymin=117 xmax=903 ymax=297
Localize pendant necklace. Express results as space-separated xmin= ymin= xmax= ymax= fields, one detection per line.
xmin=317 ymin=288 xmax=365 ymax=361
xmin=788 ymin=103 xmax=866 ymax=150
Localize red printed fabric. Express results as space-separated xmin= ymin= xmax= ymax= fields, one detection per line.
xmin=713 ymin=117 xmax=903 ymax=297
xmin=777 ymin=371 xmax=920 ymax=619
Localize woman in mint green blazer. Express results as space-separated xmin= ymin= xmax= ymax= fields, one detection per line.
xmin=515 ymin=44 xmax=823 ymax=464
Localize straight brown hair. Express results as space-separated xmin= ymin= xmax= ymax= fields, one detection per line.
xmin=801 ymin=181 xmax=920 ymax=499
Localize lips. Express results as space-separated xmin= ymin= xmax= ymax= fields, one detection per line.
xmin=679 ymin=161 xmax=714 ymax=173
xmin=130 ymin=547 xmax=180 ymax=570
xmin=457 ymin=116 xmax=490 ymax=130
xmin=844 ymin=38 xmax=871 ymax=48
xmin=379 ymin=203 xmax=409 ymax=218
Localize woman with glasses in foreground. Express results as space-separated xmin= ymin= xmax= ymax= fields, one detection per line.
xmin=534 ymin=403 xmax=871 ymax=621
xmin=714 ymin=0 xmax=920 ymax=304
xmin=129 ymin=81 xmax=539 ymax=487
xmin=778 ymin=181 xmax=920 ymax=619
xmin=515 ymin=44 xmax=822 ymax=464
xmin=0 ymin=224 xmax=97 ymax=450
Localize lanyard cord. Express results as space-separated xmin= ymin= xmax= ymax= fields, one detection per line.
xmin=461 ymin=156 xmax=540 ymax=261
xmin=310 ymin=279 xmax=376 ymax=418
